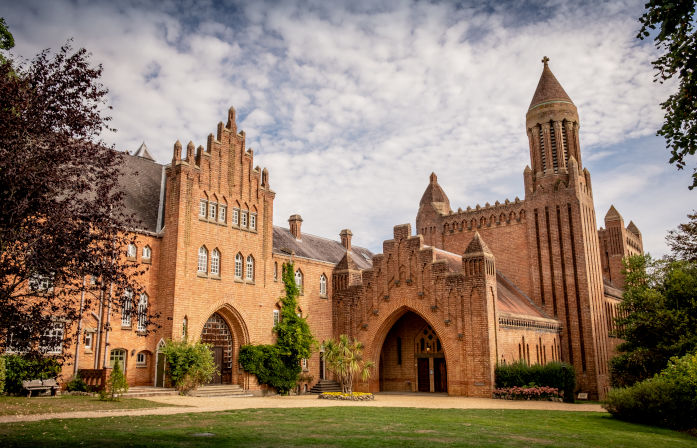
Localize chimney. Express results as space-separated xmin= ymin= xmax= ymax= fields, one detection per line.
xmin=340 ymin=229 xmax=353 ymax=251
xmin=289 ymin=214 xmax=303 ymax=240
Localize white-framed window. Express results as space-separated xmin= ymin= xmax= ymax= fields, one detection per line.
xmin=182 ymin=316 xmax=188 ymax=340
xmin=29 ymin=272 xmax=54 ymax=292
xmin=122 ymin=289 xmax=133 ymax=326
xmin=199 ymin=199 xmax=207 ymax=217
xmin=209 ymin=202 xmax=217 ymax=220
xmin=219 ymin=205 xmax=227 ymax=223
xmin=84 ymin=331 xmax=93 ymax=350
xmin=246 ymin=255 xmax=254 ymax=280
xmin=273 ymin=262 xmax=278 ymax=281
xmin=110 ymin=348 xmax=126 ymax=371
xmin=137 ymin=293 xmax=148 ymax=332
xmin=136 ymin=352 xmax=147 ymax=366
xmin=198 ymin=246 xmax=208 ymax=273
xmin=320 ymin=274 xmax=327 ymax=296
xmin=273 ymin=309 xmax=280 ymax=326
xmin=232 ymin=208 xmax=240 ymax=225
xmin=142 ymin=245 xmax=152 ymax=259
xmin=235 ymin=253 xmax=243 ymax=279
xmin=250 ymin=213 xmax=257 ymax=230
xmin=127 ymin=243 xmax=137 ymax=258
xmin=41 ymin=322 xmax=64 ymax=354
xmin=295 ymin=269 xmax=303 ymax=291
xmin=241 ymin=210 xmax=248 ymax=227
xmin=301 ymin=358 xmax=308 ymax=370
xmin=211 ymin=249 xmax=220 ymax=276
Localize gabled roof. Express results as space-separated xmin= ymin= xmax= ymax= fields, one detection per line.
xmin=118 ymin=152 xmax=165 ymax=233
xmin=627 ymin=220 xmax=641 ymax=236
xmin=133 ymin=142 xmax=155 ymax=161
xmin=529 ymin=58 xmax=573 ymax=111
xmin=272 ymin=226 xmax=373 ymax=269
xmin=464 ymin=232 xmax=492 ymax=255
xmin=605 ymin=205 xmax=623 ymax=222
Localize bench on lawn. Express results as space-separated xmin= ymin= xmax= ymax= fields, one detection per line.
xmin=22 ymin=379 xmax=59 ymax=397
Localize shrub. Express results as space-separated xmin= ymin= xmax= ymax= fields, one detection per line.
xmin=3 ymin=354 xmax=61 ymax=395
xmin=493 ymin=386 xmax=560 ymax=401
xmin=160 ymin=340 xmax=216 ymax=394
xmin=99 ymin=361 xmax=128 ymax=401
xmin=0 ymin=356 xmax=6 ymax=394
xmin=495 ymin=361 xmax=576 ymax=403
xmin=239 ymin=344 xmax=299 ymax=395
xmin=65 ymin=374 xmax=88 ymax=392
xmin=604 ymin=352 xmax=697 ymax=430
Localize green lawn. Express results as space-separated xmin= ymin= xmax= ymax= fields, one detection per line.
xmin=0 ymin=395 xmax=176 ymax=416
xmin=1 ymin=407 xmax=695 ymax=447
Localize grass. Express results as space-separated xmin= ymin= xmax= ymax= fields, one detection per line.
xmin=0 ymin=407 xmax=695 ymax=447
xmin=0 ymin=395 xmax=176 ymax=416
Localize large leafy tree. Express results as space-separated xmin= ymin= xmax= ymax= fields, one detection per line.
xmin=0 ymin=37 xmax=145 ymax=358
xmin=638 ymin=1 xmax=697 ymax=189
xmin=666 ymin=210 xmax=697 ymax=261
xmin=610 ymin=255 xmax=697 ymax=387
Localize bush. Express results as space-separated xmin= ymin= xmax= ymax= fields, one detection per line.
xmin=160 ymin=340 xmax=216 ymax=394
xmin=99 ymin=362 xmax=128 ymax=401
xmin=0 ymin=356 xmax=6 ymax=394
xmin=495 ymin=361 xmax=576 ymax=403
xmin=493 ymin=386 xmax=560 ymax=401
xmin=3 ymin=354 xmax=61 ymax=395
xmin=604 ymin=352 xmax=697 ymax=430
xmin=239 ymin=344 xmax=299 ymax=395
xmin=65 ymin=374 xmax=88 ymax=392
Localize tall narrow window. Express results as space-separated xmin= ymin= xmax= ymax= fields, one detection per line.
xmin=549 ymin=121 xmax=558 ymax=173
xmin=273 ymin=262 xmax=278 ymax=281
xmin=211 ymin=249 xmax=220 ymax=276
xmin=209 ymin=202 xmax=217 ymax=220
xmin=246 ymin=255 xmax=254 ymax=280
xmin=198 ymin=247 xmax=208 ymax=273
xmin=235 ymin=253 xmax=243 ymax=279
xmin=219 ymin=205 xmax=227 ymax=223
xmin=561 ymin=120 xmax=569 ymax=163
xmin=137 ymin=293 xmax=148 ymax=332
xmin=84 ymin=331 xmax=93 ymax=350
xmin=199 ymin=199 xmax=207 ymax=217
xmin=41 ymin=322 xmax=64 ymax=354
xmin=295 ymin=269 xmax=303 ymax=292
xmin=127 ymin=243 xmax=137 ymax=258
xmin=182 ymin=316 xmax=188 ymax=340
xmin=273 ymin=309 xmax=280 ymax=326
xmin=241 ymin=210 xmax=248 ymax=228
xmin=142 ymin=245 xmax=151 ymax=260
xmin=319 ymin=274 xmax=327 ymax=296
xmin=538 ymin=126 xmax=546 ymax=172
xmin=122 ymin=289 xmax=133 ymax=326
xmin=250 ymin=213 xmax=257 ymax=230
xmin=232 ymin=208 xmax=240 ymax=225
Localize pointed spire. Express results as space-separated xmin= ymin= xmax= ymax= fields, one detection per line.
xmin=464 ymin=232 xmax=492 ymax=255
xmin=627 ymin=220 xmax=641 ymax=236
xmin=605 ymin=205 xmax=623 ymax=222
xmin=529 ymin=57 xmax=573 ymax=111
xmin=133 ymin=142 xmax=154 ymax=160
xmin=419 ymin=172 xmax=451 ymax=213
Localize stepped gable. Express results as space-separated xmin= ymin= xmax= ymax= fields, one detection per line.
xmin=419 ymin=172 xmax=451 ymax=214
xmin=118 ymin=151 xmax=165 ymax=233
xmin=529 ymin=57 xmax=574 ymax=110
xmin=272 ymin=226 xmax=373 ymax=269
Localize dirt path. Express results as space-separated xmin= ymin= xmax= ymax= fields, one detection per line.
xmin=0 ymin=394 xmax=605 ymax=424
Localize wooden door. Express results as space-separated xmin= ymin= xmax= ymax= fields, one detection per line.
xmin=155 ymin=353 xmax=165 ymax=387
xmin=319 ymin=352 xmax=325 ymax=380
xmin=417 ymin=358 xmax=430 ymax=392
xmin=209 ymin=346 xmax=223 ymax=385
xmin=434 ymin=358 xmax=447 ymax=393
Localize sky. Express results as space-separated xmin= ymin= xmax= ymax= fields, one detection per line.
xmin=2 ymin=0 xmax=694 ymax=256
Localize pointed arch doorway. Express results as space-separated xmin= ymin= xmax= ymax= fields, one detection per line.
xmin=201 ymin=313 xmax=234 ymax=384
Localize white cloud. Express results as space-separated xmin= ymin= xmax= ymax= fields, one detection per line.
xmin=2 ymin=0 xmax=687 ymax=256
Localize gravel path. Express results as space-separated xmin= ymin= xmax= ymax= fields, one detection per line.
xmin=0 ymin=393 xmax=605 ymax=424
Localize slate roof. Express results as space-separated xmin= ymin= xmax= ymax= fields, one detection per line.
xmin=272 ymin=226 xmax=374 ymax=269
xmin=118 ymin=151 xmax=165 ymax=233
xmin=529 ymin=59 xmax=573 ymax=111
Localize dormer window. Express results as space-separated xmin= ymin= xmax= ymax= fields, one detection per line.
xmin=199 ymin=199 xmax=207 ymax=217
xmin=250 ymin=213 xmax=257 ymax=231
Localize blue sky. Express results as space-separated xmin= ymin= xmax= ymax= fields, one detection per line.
xmin=1 ymin=0 xmax=693 ymax=256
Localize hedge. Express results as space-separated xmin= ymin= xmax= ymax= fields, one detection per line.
xmin=2 ymin=354 xmax=61 ymax=395
xmin=495 ymin=361 xmax=576 ymax=403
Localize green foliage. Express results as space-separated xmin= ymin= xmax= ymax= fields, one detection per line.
xmin=323 ymin=334 xmax=375 ymax=394
xmin=0 ymin=356 xmax=5 ymax=394
xmin=2 ymin=354 xmax=60 ymax=395
xmin=160 ymin=339 xmax=216 ymax=394
xmin=667 ymin=210 xmax=697 ymax=262
xmin=0 ymin=17 xmax=14 ymax=52
xmin=611 ymin=255 xmax=697 ymax=387
xmin=100 ymin=361 xmax=128 ymax=401
xmin=604 ymin=352 xmax=697 ymax=430
xmin=638 ymin=1 xmax=697 ymax=189
xmin=495 ymin=361 xmax=576 ymax=403
xmin=239 ymin=262 xmax=316 ymax=394
xmin=65 ymin=374 xmax=88 ymax=392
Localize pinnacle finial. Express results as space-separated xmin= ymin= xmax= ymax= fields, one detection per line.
xmin=430 ymin=172 xmax=437 ymax=183
xmin=541 ymin=56 xmax=549 ymax=66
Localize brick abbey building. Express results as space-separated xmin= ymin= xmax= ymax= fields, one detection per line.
xmin=61 ymin=59 xmax=641 ymax=400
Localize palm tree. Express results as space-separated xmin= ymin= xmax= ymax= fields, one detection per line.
xmin=323 ymin=335 xmax=375 ymax=394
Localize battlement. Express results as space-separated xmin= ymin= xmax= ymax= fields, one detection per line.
xmin=441 ymin=198 xmax=527 ymax=234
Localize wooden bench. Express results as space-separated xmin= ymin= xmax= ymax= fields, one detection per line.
xmin=22 ymin=379 xmax=59 ymax=397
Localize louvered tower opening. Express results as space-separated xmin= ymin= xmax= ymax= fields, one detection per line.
xmin=562 ymin=120 xmax=569 ymax=164
xmin=539 ymin=126 xmax=546 ymax=172
xmin=549 ymin=121 xmax=558 ymax=173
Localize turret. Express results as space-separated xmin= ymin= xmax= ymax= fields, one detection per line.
xmin=416 ymin=172 xmax=451 ymax=248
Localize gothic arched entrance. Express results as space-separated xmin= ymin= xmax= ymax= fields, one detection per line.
xmin=378 ymin=311 xmax=447 ymax=393
xmin=201 ymin=313 xmax=234 ymax=384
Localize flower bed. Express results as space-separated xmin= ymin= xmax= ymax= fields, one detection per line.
xmin=318 ymin=392 xmax=375 ymax=401
xmin=493 ymin=386 xmax=562 ymax=401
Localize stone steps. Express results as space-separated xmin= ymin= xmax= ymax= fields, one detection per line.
xmin=189 ymin=384 xmax=253 ymax=397
xmin=121 ymin=386 xmax=178 ymax=398
xmin=309 ymin=379 xmax=342 ymax=394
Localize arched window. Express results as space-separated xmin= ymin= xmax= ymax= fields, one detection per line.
xmin=142 ymin=245 xmax=152 ymax=259
xmin=295 ymin=269 xmax=303 ymax=292
xmin=137 ymin=293 xmax=148 ymax=332
xmin=110 ymin=348 xmax=127 ymax=371
xmin=121 ymin=289 xmax=133 ymax=327
xmin=319 ymin=274 xmax=327 ymax=296
xmin=211 ymin=249 xmax=220 ymax=276
xmin=273 ymin=262 xmax=278 ymax=281
xmin=235 ymin=253 xmax=243 ymax=279
xmin=198 ymin=246 xmax=208 ymax=273
xmin=246 ymin=255 xmax=254 ymax=280
xmin=127 ymin=243 xmax=137 ymax=258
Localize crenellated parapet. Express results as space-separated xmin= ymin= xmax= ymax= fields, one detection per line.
xmin=441 ymin=198 xmax=527 ymax=234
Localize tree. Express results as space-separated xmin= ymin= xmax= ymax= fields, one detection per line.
xmin=323 ymin=334 xmax=375 ymax=394
xmin=160 ymin=340 xmax=216 ymax=395
xmin=239 ymin=262 xmax=315 ymax=394
xmin=0 ymin=42 xmax=146 ymax=359
xmin=666 ymin=210 xmax=697 ymax=261
xmin=610 ymin=255 xmax=697 ymax=387
xmin=638 ymin=1 xmax=697 ymax=189
xmin=100 ymin=360 xmax=128 ymax=400
xmin=0 ymin=18 xmax=14 ymax=52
